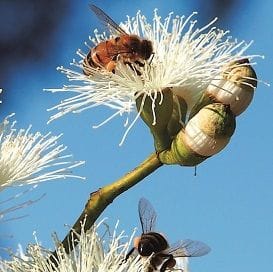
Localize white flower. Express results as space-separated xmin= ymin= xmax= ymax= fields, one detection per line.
xmin=0 ymin=114 xmax=85 ymax=190
xmin=0 ymin=220 xmax=151 ymax=272
xmin=46 ymin=9 xmax=260 ymax=145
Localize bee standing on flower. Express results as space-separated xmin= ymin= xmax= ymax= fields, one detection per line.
xmin=83 ymin=4 xmax=154 ymax=75
xmin=48 ymin=7 xmax=261 ymax=146
xmin=125 ymin=198 xmax=211 ymax=271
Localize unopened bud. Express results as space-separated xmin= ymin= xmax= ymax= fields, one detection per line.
xmin=159 ymin=103 xmax=236 ymax=166
xmin=184 ymin=103 xmax=235 ymax=156
xmin=189 ymin=59 xmax=257 ymax=118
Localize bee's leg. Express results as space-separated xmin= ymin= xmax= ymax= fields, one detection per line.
xmin=157 ymin=254 xmax=176 ymax=272
xmin=124 ymin=61 xmax=142 ymax=76
xmin=134 ymin=60 xmax=145 ymax=67
xmin=106 ymin=60 xmax=116 ymax=73
xmin=113 ymin=54 xmax=121 ymax=62
xmin=108 ymin=54 xmax=121 ymax=74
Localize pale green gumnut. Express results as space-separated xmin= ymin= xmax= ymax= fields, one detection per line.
xmin=159 ymin=103 xmax=236 ymax=166
xmin=189 ymin=58 xmax=257 ymax=119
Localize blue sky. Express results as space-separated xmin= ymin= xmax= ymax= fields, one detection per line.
xmin=1 ymin=1 xmax=272 ymax=271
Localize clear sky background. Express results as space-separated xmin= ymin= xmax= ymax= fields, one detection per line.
xmin=0 ymin=0 xmax=272 ymax=271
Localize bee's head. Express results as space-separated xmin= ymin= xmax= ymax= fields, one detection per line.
xmin=126 ymin=36 xmax=141 ymax=53
xmin=141 ymin=40 xmax=153 ymax=60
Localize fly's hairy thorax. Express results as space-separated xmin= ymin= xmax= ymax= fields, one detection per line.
xmin=138 ymin=232 xmax=169 ymax=256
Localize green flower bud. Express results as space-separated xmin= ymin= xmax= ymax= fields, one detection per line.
xmin=206 ymin=58 xmax=257 ymax=116
xmin=167 ymin=94 xmax=187 ymax=138
xmin=188 ymin=92 xmax=214 ymax=120
xmin=135 ymin=88 xmax=174 ymax=152
xmin=189 ymin=58 xmax=257 ymax=119
xmin=159 ymin=103 xmax=236 ymax=166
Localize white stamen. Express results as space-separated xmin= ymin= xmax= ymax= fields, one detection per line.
xmin=0 ymin=114 xmax=85 ymax=190
xmin=0 ymin=220 xmax=155 ymax=272
xmin=46 ymin=10 xmax=261 ymax=144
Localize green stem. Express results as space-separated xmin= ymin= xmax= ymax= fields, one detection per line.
xmin=49 ymin=152 xmax=162 ymax=267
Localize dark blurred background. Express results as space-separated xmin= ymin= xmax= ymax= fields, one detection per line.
xmin=0 ymin=0 xmax=236 ymax=90
xmin=0 ymin=1 xmax=69 ymax=85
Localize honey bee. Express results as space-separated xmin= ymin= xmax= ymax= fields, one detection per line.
xmin=83 ymin=4 xmax=153 ymax=75
xmin=125 ymin=198 xmax=211 ymax=272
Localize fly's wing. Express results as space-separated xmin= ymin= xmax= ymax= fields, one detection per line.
xmin=89 ymin=4 xmax=128 ymax=35
xmin=163 ymin=239 xmax=211 ymax=257
xmin=138 ymin=197 xmax=157 ymax=234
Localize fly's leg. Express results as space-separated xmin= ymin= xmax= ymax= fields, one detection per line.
xmin=124 ymin=247 xmax=135 ymax=262
xmin=157 ymin=253 xmax=176 ymax=272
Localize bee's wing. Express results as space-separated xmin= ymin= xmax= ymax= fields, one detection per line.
xmin=138 ymin=197 xmax=157 ymax=233
xmin=163 ymin=239 xmax=211 ymax=257
xmin=90 ymin=4 xmax=128 ymax=35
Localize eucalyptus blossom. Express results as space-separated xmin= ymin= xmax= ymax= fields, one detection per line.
xmin=0 ymin=221 xmax=152 ymax=272
xmin=0 ymin=114 xmax=85 ymax=189
xmin=47 ymin=9 xmax=259 ymax=145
